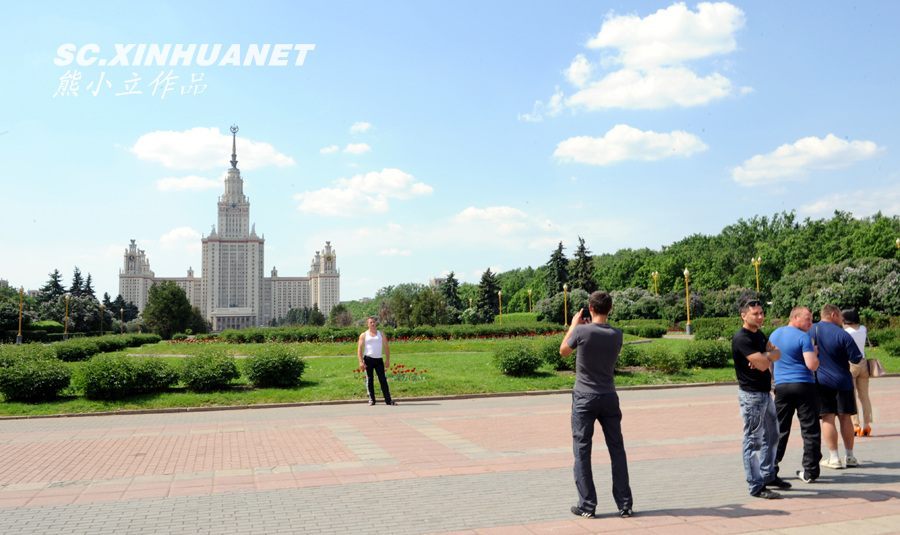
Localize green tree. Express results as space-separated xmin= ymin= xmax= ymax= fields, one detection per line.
xmin=570 ymin=236 xmax=597 ymax=293
xmin=440 ymin=272 xmax=463 ymax=311
xmin=38 ymin=269 xmax=66 ymax=304
xmin=328 ymin=303 xmax=353 ymax=327
xmin=475 ymin=268 xmax=501 ymax=323
xmin=83 ymin=274 xmax=96 ymax=299
xmin=142 ymin=281 xmax=193 ymax=339
xmin=544 ymin=242 xmax=569 ymax=295
xmin=69 ymin=267 xmax=85 ymax=297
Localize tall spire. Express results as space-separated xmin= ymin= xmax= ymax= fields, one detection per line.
xmin=229 ymin=124 xmax=239 ymax=169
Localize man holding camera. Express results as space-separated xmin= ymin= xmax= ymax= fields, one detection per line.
xmin=560 ymin=291 xmax=634 ymax=519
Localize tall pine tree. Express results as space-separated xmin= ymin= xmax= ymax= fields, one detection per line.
xmin=544 ymin=242 xmax=569 ymax=295
xmin=69 ymin=267 xmax=84 ymax=297
xmin=570 ymin=236 xmax=597 ymax=293
xmin=38 ymin=269 xmax=66 ymax=304
xmin=476 ymin=268 xmax=500 ymax=322
xmin=83 ymin=273 xmax=96 ymax=298
xmin=440 ymin=271 xmax=463 ymax=311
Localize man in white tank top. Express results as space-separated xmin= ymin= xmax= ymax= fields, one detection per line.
xmin=357 ymin=317 xmax=396 ymax=405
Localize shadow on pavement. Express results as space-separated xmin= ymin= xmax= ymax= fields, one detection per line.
xmin=631 ymin=503 xmax=788 ymax=518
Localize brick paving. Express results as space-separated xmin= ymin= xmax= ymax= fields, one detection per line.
xmin=1 ymin=378 xmax=898 ymax=534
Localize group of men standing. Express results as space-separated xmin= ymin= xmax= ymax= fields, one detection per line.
xmin=732 ymin=300 xmax=863 ymax=499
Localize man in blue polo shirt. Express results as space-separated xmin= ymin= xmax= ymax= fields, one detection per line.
xmin=769 ymin=306 xmax=820 ymax=483
xmin=813 ymin=304 xmax=863 ymax=469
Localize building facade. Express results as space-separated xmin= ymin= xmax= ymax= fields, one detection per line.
xmin=119 ymin=126 xmax=339 ymax=330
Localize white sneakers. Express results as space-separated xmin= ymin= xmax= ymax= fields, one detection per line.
xmin=845 ymin=455 xmax=859 ymax=467
xmin=820 ymin=456 xmax=860 ymax=469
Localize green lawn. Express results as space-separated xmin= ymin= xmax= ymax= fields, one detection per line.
xmin=1 ymin=336 xmax=896 ymax=417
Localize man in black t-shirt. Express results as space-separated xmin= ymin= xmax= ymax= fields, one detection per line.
xmin=560 ymin=291 xmax=633 ymax=519
xmin=731 ymin=299 xmax=783 ymax=499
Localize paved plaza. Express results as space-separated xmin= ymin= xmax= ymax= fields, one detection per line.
xmin=1 ymin=378 xmax=898 ymax=534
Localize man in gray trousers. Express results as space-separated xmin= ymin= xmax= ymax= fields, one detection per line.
xmin=560 ymin=291 xmax=634 ymax=518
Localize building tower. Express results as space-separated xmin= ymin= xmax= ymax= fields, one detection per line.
xmin=200 ymin=125 xmax=265 ymax=330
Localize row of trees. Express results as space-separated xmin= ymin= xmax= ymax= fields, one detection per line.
xmin=336 ymin=211 xmax=899 ymax=327
xmin=1 ymin=268 xmax=142 ymax=335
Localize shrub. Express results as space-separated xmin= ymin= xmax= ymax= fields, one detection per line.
xmin=246 ymin=347 xmax=306 ymax=388
xmin=617 ymin=343 xmax=642 ymax=368
xmin=0 ymin=358 xmax=71 ymax=402
xmin=172 ymin=333 xmax=188 ymax=341
xmin=81 ymin=354 xmax=178 ymax=400
xmin=133 ymin=358 xmax=179 ymax=393
xmin=638 ymin=345 xmax=683 ymax=374
xmin=492 ymin=342 xmax=543 ymax=376
xmin=182 ymin=352 xmax=239 ymax=391
xmin=532 ymin=335 xmax=569 ymax=371
xmin=53 ymin=338 xmax=101 ymax=361
xmin=683 ymin=340 xmax=731 ymax=368
xmin=0 ymin=343 xmax=57 ymax=368
xmin=868 ymin=328 xmax=899 ymax=347
xmin=882 ymin=339 xmax=900 ymax=358
xmin=82 ymin=354 xmax=138 ymax=400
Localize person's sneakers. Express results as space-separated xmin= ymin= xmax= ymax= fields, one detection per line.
xmin=863 ymin=425 xmax=873 ymax=437
xmin=751 ymin=489 xmax=782 ymax=499
xmin=570 ymin=505 xmax=594 ymax=518
xmin=845 ymin=455 xmax=859 ymax=467
xmin=820 ymin=458 xmax=844 ymax=469
xmin=854 ymin=425 xmax=863 ymax=437
xmin=796 ymin=469 xmax=816 ymax=483
xmin=766 ymin=476 xmax=793 ymax=490
xmin=367 ymin=400 xmax=375 ymax=406
xmin=386 ymin=401 xmax=398 ymax=406
xmin=619 ymin=507 xmax=634 ymax=518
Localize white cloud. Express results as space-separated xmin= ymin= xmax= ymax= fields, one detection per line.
xmin=587 ymin=2 xmax=745 ymax=69
xmin=155 ymin=174 xmax=222 ymax=192
xmin=567 ymin=67 xmax=732 ymax=110
xmin=131 ymin=127 xmax=295 ymax=170
xmin=344 ymin=143 xmax=372 ymax=155
xmin=553 ymin=124 xmax=708 ymax=166
xmin=350 ymin=121 xmax=372 ymax=134
xmin=518 ymin=87 xmax=565 ymax=122
xmin=378 ymin=248 xmax=411 ymax=257
xmin=524 ymin=2 xmax=745 ymax=115
xmin=320 ymin=145 xmax=339 ymax=155
xmin=732 ymin=134 xmax=881 ymax=186
xmin=294 ymin=168 xmax=433 ymax=216
xmin=800 ymin=184 xmax=900 ymax=217
xmin=565 ymin=54 xmax=593 ymax=88
xmin=453 ymin=206 xmax=531 ymax=235
xmin=159 ymin=227 xmax=202 ymax=253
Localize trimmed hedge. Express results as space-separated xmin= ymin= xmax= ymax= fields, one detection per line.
xmin=0 ymin=343 xmax=57 ymax=368
xmin=52 ymin=334 xmax=163 ymax=362
xmin=683 ymin=340 xmax=731 ymax=368
xmin=492 ymin=341 xmax=543 ymax=376
xmin=868 ymin=328 xmax=899 ymax=347
xmin=882 ymin=339 xmax=900 ymax=358
xmin=0 ymin=358 xmax=72 ymax=401
xmin=246 ymin=347 xmax=306 ymax=388
xmin=214 ymin=324 xmax=565 ymax=344
xmin=181 ymin=352 xmax=239 ymax=391
xmin=636 ymin=344 xmax=684 ymax=374
xmin=613 ymin=319 xmax=668 ymax=339
xmin=81 ymin=354 xmax=178 ymax=400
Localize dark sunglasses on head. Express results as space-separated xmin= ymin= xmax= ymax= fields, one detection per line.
xmin=744 ymin=300 xmax=762 ymax=308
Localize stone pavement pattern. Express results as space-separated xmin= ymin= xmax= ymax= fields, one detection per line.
xmin=1 ymin=379 xmax=898 ymax=534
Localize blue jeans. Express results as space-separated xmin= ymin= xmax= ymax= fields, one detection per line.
xmin=738 ymin=390 xmax=778 ymax=495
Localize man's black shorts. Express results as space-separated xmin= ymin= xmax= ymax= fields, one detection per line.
xmin=817 ymin=384 xmax=857 ymax=415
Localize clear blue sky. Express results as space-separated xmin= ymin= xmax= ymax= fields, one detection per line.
xmin=2 ymin=1 xmax=898 ymax=300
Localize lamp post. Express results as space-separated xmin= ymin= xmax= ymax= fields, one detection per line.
xmin=751 ymin=256 xmax=762 ymax=295
xmin=63 ymin=293 xmax=70 ymax=340
xmin=120 ymin=308 xmax=124 ymax=334
xmin=683 ymin=268 xmax=692 ymax=335
xmin=896 ymin=237 xmax=900 ymax=249
xmin=498 ymin=290 xmax=503 ymax=325
xmin=651 ymin=271 xmax=660 ymax=295
xmin=563 ymin=283 xmax=569 ymax=326
xmin=16 ymin=287 xmax=24 ymax=345
xmin=527 ymin=288 xmax=533 ymax=313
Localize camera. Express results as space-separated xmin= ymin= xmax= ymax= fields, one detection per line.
xmin=581 ymin=306 xmax=591 ymax=321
